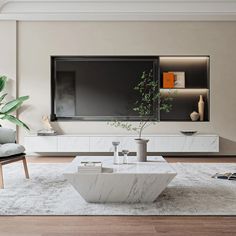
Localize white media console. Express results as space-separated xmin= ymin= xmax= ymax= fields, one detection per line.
xmin=24 ymin=134 xmax=219 ymax=154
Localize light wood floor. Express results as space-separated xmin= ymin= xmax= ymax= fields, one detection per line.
xmin=0 ymin=216 xmax=236 ymax=236
xmin=0 ymin=155 xmax=235 ymax=236
xmin=26 ymin=155 xmax=236 ymax=163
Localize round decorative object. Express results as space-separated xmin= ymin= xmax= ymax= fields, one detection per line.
xmin=190 ymin=111 xmax=200 ymax=121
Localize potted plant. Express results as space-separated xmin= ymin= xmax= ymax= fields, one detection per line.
xmin=0 ymin=75 xmax=30 ymax=130
xmin=109 ymin=69 xmax=173 ymax=162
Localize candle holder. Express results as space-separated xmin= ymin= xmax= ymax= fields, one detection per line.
xmin=122 ymin=149 xmax=130 ymax=164
xmin=112 ymin=141 xmax=121 ymax=165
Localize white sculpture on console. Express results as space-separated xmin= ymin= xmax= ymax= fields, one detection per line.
xmin=37 ymin=115 xmax=56 ymax=136
xmin=42 ymin=115 xmax=53 ymax=131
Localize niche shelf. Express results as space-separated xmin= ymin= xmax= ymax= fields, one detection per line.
xmin=159 ymin=56 xmax=210 ymax=122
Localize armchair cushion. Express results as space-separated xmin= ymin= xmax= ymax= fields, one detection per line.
xmin=0 ymin=143 xmax=25 ymax=157
xmin=0 ymin=128 xmax=16 ymax=144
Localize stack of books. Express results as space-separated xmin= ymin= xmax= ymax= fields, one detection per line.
xmin=37 ymin=129 xmax=57 ymax=136
xmin=78 ymin=161 xmax=102 ymax=174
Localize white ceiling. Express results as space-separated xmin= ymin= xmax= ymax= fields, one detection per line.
xmin=1 ymin=0 xmax=236 ymax=21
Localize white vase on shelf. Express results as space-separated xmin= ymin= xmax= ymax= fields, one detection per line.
xmin=198 ymin=95 xmax=204 ymax=121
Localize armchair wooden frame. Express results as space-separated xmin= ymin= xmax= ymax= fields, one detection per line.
xmin=0 ymin=154 xmax=29 ymax=189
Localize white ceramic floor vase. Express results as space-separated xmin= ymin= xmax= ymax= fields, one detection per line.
xmin=135 ymin=139 xmax=149 ymax=162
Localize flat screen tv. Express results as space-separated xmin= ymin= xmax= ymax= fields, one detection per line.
xmin=51 ymin=56 xmax=159 ymax=121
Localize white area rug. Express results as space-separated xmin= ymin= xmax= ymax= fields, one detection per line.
xmin=0 ymin=162 xmax=236 ymax=215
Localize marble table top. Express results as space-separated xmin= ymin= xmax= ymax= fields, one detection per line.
xmin=64 ymin=156 xmax=174 ymax=175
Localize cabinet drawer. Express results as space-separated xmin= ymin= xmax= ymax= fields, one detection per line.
xmin=150 ymin=136 xmax=219 ymax=152
xmin=58 ymin=136 xmax=90 ymax=152
xmin=24 ymin=136 xmax=57 ymax=152
xmin=90 ymin=137 xmax=136 ymax=152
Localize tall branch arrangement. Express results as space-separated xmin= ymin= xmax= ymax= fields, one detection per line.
xmin=109 ymin=69 xmax=173 ymax=139
xmin=0 ymin=75 xmax=30 ymax=130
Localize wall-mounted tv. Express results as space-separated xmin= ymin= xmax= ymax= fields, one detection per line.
xmin=51 ymin=56 xmax=159 ymax=121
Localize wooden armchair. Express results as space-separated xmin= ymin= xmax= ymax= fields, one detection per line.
xmin=0 ymin=128 xmax=29 ymax=189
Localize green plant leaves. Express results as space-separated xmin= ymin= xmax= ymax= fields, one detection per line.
xmin=0 ymin=96 xmax=29 ymax=114
xmin=0 ymin=76 xmax=7 ymax=92
xmin=108 ymin=69 xmax=174 ymax=138
xmin=1 ymin=114 xmax=30 ymax=130
xmin=0 ymin=93 xmax=7 ymax=104
xmin=133 ymin=69 xmax=158 ymax=118
xmin=0 ymin=75 xmax=30 ymax=130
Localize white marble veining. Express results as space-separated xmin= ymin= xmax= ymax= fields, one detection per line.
xmin=64 ymin=156 xmax=177 ymax=203
xmin=24 ymin=136 xmax=58 ymax=152
xmin=25 ymin=134 xmax=219 ymax=153
xmin=90 ymin=136 xmax=137 ymax=152
xmin=147 ymin=135 xmax=219 ymax=152
xmin=57 ymin=136 xmax=90 ymax=152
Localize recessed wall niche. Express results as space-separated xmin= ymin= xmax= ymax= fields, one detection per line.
xmin=51 ymin=56 xmax=210 ymax=122
xmin=159 ymin=56 xmax=210 ymax=122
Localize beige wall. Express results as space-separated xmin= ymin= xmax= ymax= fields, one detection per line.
xmin=9 ymin=21 xmax=236 ymax=155
xmin=0 ymin=21 xmax=17 ymax=129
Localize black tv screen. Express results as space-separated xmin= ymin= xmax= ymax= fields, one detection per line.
xmin=51 ymin=56 xmax=158 ymax=121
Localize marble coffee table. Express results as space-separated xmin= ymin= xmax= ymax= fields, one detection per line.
xmin=64 ymin=156 xmax=177 ymax=203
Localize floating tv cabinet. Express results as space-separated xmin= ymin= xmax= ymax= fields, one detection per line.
xmin=24 ymin=134 xmax=219 ymax=154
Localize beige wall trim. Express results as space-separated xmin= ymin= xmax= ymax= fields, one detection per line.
xmin=16 ymin=20 xmax=19 ymax=140
xmin=0 ymin=20 xmax=17 ymax=130
xmin=1 ymin=1 xmax=236 ymax=21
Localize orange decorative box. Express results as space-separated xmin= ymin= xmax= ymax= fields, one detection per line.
xmin=163 ymin=72 xmax=174 ymax=88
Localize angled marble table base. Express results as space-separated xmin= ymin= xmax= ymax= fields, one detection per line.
xmin=64 ymin=156 xmax=177 ymax=203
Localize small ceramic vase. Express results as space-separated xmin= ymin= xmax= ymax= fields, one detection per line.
xmin=135 ymin=139 xmax=149 ymax=162
xmin=198 ymin=95 xmax=204 ymax=121
xmin=190 ymin=111 xmax=200 ymax=121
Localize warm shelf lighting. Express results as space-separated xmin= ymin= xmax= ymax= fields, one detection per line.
xmin=160 ymin=56 xmax=209 ymax=60
xmin=160 ymin=88 xmax=209 ymax=94
xmin=160 ymin=88 xmax=209 ymax=90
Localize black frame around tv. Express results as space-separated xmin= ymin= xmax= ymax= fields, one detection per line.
xmin=51 ymin=56 xmax=159 ymax=121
